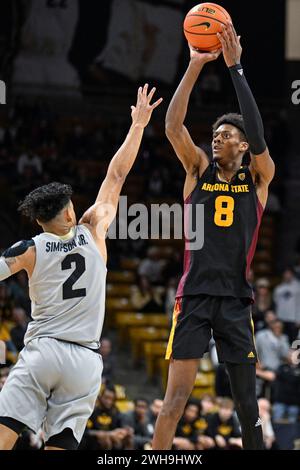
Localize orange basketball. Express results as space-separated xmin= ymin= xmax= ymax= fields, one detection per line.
xmin=183 ymin=3 xmax=231 ymax=52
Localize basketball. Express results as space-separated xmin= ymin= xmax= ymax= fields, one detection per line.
xmin=183 ymin=3 xmax=231 ymax=51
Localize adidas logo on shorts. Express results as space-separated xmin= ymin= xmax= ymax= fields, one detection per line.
xmin=248 ymin=351 xmax=255 ymax=358
xmin=255 ymin=417 xmax=262 ymax=427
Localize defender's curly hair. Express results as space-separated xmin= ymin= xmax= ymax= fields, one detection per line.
xmin=18 ymin=182 xmax=73 ymax=223
xmin=212 ymin=113 xmax=247 ymax=141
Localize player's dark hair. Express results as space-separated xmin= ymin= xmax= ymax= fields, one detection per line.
xmin=213 ymin=113 xmax=247 ymax=142
xmin=18 ymin=182 xmax=73 ymax=223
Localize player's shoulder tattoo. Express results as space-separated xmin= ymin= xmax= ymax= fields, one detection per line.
xmin=2 ymin=239 xmax=35 ymax=260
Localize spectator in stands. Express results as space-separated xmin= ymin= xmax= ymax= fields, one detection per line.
xmin=263 ymin=310 xmax=277 ymax=328
xmin=252 ymin=278 xmax=275 ymax=331
xmin=100 ymin=338 xmax=115 ymax=384
xmin=121 ymin=398 xmax=152 ymax=450
xmin=10 ymin=307 xmax=29 ymax=352
xmin=256 ymin=319 xmax=289 ymax=398
xmin=0 ymin=368 xmax=9 ymax=391
xmin=194 ymin=395 xmax=216 ymax=450
xmin=200 ymin=394 xmax=216 ymax=415
xmin=0 ymin=282 xmax=14 ymax=324
xmin=256 ymin=319 xmax=290 ymax=372
xmin=9 ymin=271 xmax=31 ymax=316
xmin=17 ymin=150 xmax=42 ymax=175
xmin=273 ymin=268 xmax=300 ymax=343
xmin=147 ymin=399 xmax=163 ymax=437
xmin=173 ymin=400 xmax=201 ymax=450
xmin=272 ymin=349 xmax=300 ymax=423
xmin=0 ymin=287 xmax=17 ymax=365
xmin=204 ymin=398 xmax=242 ymax=450
xmin=138 ymin=247 xmax=166 ymax=285
xmin=258 ymin=398 xmax=277 ymax=449
xmin=131 ymin=275 xmax=164 ymax=313
xmin=82 ymin=386 xmax=133 ymax=450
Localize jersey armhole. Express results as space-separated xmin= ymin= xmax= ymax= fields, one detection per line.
xmin=184 ymin=162 xmax=213 ymax=203
xmin=79 ymin=224 xmax=107 ymax=270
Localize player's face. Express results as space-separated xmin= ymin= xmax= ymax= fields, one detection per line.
xmin=212 ymin=124 xmax=248 ymax=164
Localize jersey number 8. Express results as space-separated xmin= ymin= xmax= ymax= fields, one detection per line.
xmin=214 ymin=196 xmax=235 ymax=227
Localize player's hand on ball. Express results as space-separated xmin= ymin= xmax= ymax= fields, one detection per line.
xmin=131 ymin=84 xmax=163 ymax=128
xmin=217 ymin=22 xmax=242 ymax=67
xmin=189 ymin=44 xmax=221 ymax=66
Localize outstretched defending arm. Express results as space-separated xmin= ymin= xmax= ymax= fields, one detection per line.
xmin=79 ymin=84 xmax=162 ymax=235
xmin=218 ymin=23 xmax=275 ymax=197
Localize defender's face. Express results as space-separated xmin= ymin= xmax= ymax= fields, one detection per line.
xmin=212 ymin=124 xmax=248 ymax=164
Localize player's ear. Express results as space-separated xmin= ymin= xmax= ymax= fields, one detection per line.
xmin=65 ymin=206 xmax=73 ymax=223
xmin=36 ymin=219 xmax=42 ymax=227
xmin=239 ymin=141 xmax=249 ymax=153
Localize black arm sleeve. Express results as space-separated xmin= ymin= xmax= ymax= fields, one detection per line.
xmin=229 ymin=64 xmax=267 ymax=155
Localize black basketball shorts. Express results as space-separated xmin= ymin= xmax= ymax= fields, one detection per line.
xmin=165 ymin=294 xmax=257 ymax=364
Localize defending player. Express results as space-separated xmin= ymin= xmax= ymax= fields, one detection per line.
xmin=0 ymin=84 xmax=162 ymax=450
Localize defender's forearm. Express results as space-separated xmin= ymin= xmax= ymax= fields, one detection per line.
xmin=166 ymin=62 xmax=205 ymax=131
xmin=107 ymin=123 xmax=144 ymax=180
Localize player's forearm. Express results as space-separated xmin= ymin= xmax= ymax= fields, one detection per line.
xmin=107 ymin=123 xmax=144 ymax=180
xmin=229 ymin=64 xmax=266 ymax=155
xmin=166 ymin=62 xmax=204 ymax=132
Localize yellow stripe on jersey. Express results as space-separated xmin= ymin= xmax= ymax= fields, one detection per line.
xmin=165 ymin=299 xmax=181 ymax=360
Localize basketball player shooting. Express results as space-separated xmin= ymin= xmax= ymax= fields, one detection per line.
xmin=0 ymin=84 xmax=162 ymax=450
xmin=152 ymin=22 xmax=275 ymax=450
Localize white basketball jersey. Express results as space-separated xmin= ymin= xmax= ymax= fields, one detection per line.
xmin=24 ymin=225 xmax=106 ymax=349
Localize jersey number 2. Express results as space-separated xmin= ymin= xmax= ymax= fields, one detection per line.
xmin=214 ymin=196 xmax=235 ymax=227
xmin=61 ymin=253 xmax=86 ymax=300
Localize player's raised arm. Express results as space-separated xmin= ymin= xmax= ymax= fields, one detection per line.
xmin=165 ymin=46 xmax=220 ymax=176
xmin=218 ymin=23 xmax=275 ymax=201
xmin=79 ymin=84 xmax=162 ymax=233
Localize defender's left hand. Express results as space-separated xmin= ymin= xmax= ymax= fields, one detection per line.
xmin=217 ymin=22 xmax=242 ymax=68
